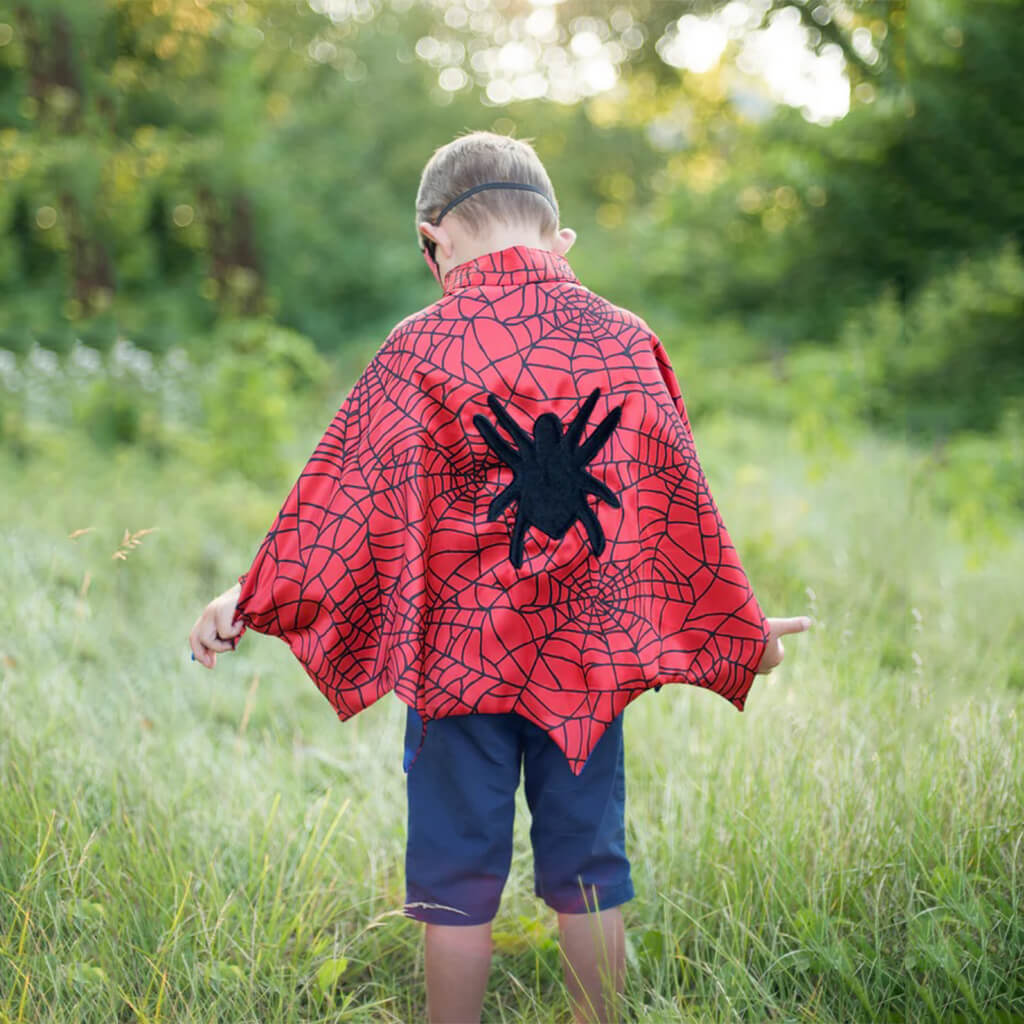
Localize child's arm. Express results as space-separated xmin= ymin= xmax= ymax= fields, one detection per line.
xmin=188 ymin=581 xmax=243 ymax=668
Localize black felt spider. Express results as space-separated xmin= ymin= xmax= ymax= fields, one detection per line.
xmin=472 ymin=387 xmax=623 ymax=568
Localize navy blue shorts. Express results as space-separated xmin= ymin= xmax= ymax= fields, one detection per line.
xmin=402 ymin=706 xmax=634 ymax=925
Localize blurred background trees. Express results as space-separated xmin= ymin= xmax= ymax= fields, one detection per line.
xmin=0 ymin=0 xmax=1020 ymax=460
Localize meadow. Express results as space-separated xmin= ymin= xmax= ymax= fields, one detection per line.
xmin=1 ymin=366 xmax=1021 ymax=1022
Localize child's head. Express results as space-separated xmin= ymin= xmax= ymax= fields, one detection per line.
xmin=416 ymin=131 xmax=575 ymax=286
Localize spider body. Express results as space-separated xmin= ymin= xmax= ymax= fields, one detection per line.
xmin=472 ymin=387 xmax=623 ymax=568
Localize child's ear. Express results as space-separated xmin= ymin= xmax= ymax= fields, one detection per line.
xmin=418 ymin=221 xmax=455 ymax=261
xmin=552 ymin=226 xmax=576 ymax=256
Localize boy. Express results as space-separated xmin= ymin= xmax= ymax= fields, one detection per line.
xmin=189 ymin=131 xmax=810 ymax=1024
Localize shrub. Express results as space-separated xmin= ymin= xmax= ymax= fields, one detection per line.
xmin=839 ymin=239 xmax=1024 ymax=436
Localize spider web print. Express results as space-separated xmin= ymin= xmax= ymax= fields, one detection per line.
xmin=234 ymin=245 xmax=770 ymax=776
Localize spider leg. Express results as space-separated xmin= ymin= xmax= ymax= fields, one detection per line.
xmin=578 ymin=501 xmax=606 ymax=558
xmin=508 ymin=504 xmax=528 ymax=568
xmin=580 ymin=473 xmax=621 ymax=509
xmin=576 ymin=404 xmax=623 ymax=465
xmin=564 ymin=388 xmax=600 ymax=449
xmin=487 ymin=394 xmax=535 ymax=451
xmin=487 ymin=482 xmax=519 ymax=521
xmin=473 ymin=413 xmax=522 ymax=467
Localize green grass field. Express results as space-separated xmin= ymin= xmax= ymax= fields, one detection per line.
xmin=1 ymin=407 xmax=1022 ymax=1022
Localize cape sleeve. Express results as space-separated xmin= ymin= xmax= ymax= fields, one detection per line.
xmin=226 ymin=349 xmax=390 ymax=717
xmin=229 ymin=391 xmax=351 ymax=640
xmin=652 ymin=331 xmax=694 ymax=436
xmin=649 ymin=331 xmax=771 ymax=709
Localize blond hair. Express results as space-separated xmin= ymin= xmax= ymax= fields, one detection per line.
xmin=415 ymin=131 xmax=559 ymax=242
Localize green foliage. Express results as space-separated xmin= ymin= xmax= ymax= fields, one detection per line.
xmin=196 ymin=318 xmax=333 ymax=486
xmin=199 ymin=358 xmax=294 ymax=484
xmin=210 ymin=317 xmax=332 ymax=396
xmin=839 ymin=240 xmax=1024 ymax=436
xmin=0 ymin=0 xmax=1019 ymax=444
xmin=73 ymin=373 xmax=146 ymax=447
xmin=922 ymin=412 xmax=1024 ymax=548
xmin=0 ymin=400 xmax=32 ymax=458
xmin=601 ymin=0 xmax=1023 ymax=437
xmin=0 ymin=319 xmax=335 ymax=486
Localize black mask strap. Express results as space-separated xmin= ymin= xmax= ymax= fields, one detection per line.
xmin=421 ymin=181 xmax=559 ymax=269
xmin=433 ymin=181 xmax=558 ymax=224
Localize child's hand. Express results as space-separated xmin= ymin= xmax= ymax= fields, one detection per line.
xmin=189 ymin=582 xmax=243 ymax=669
xmin=756 ymin=616 xmax=813 ymax=674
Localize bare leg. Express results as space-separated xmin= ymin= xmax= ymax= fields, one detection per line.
xmin=423 ymin=921 xmax=493 ymax=1023
xmin=557 ymin=907 xmax=626 ymax=1024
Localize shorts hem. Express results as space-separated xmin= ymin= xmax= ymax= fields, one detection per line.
xmin=402 ymin=901 xmax=499 ymax=926
xmin=537 ymin=879 xmax=635 ymax=915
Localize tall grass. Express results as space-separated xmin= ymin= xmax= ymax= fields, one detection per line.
xmin=1 ymin=407 xmax=1021 ymax=1022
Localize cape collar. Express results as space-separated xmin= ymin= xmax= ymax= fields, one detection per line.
xmin=443 ymin=244 xmax=580 ymax=296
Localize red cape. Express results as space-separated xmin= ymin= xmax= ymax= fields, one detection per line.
xmin=233 ymin=245 xmax=769 ymax=775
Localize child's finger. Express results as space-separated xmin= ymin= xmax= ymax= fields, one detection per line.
xmin=195 ymin=617 xmax=235 ymax=653
xmin=771 ymin=616 xmax=813 ymax=636
xmin=191 ymin=642 xmax=216 ymax=668
xmin=212 ymin=608 xmax=244 ymax=656
xmin=188 ymin=623 xmax=208 ymax=664
xmin=216 ymin=606 xmax=244 ymax=638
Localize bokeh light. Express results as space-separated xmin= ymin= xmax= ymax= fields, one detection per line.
xmin=405 ymin=0 xmax=853 ymax=122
